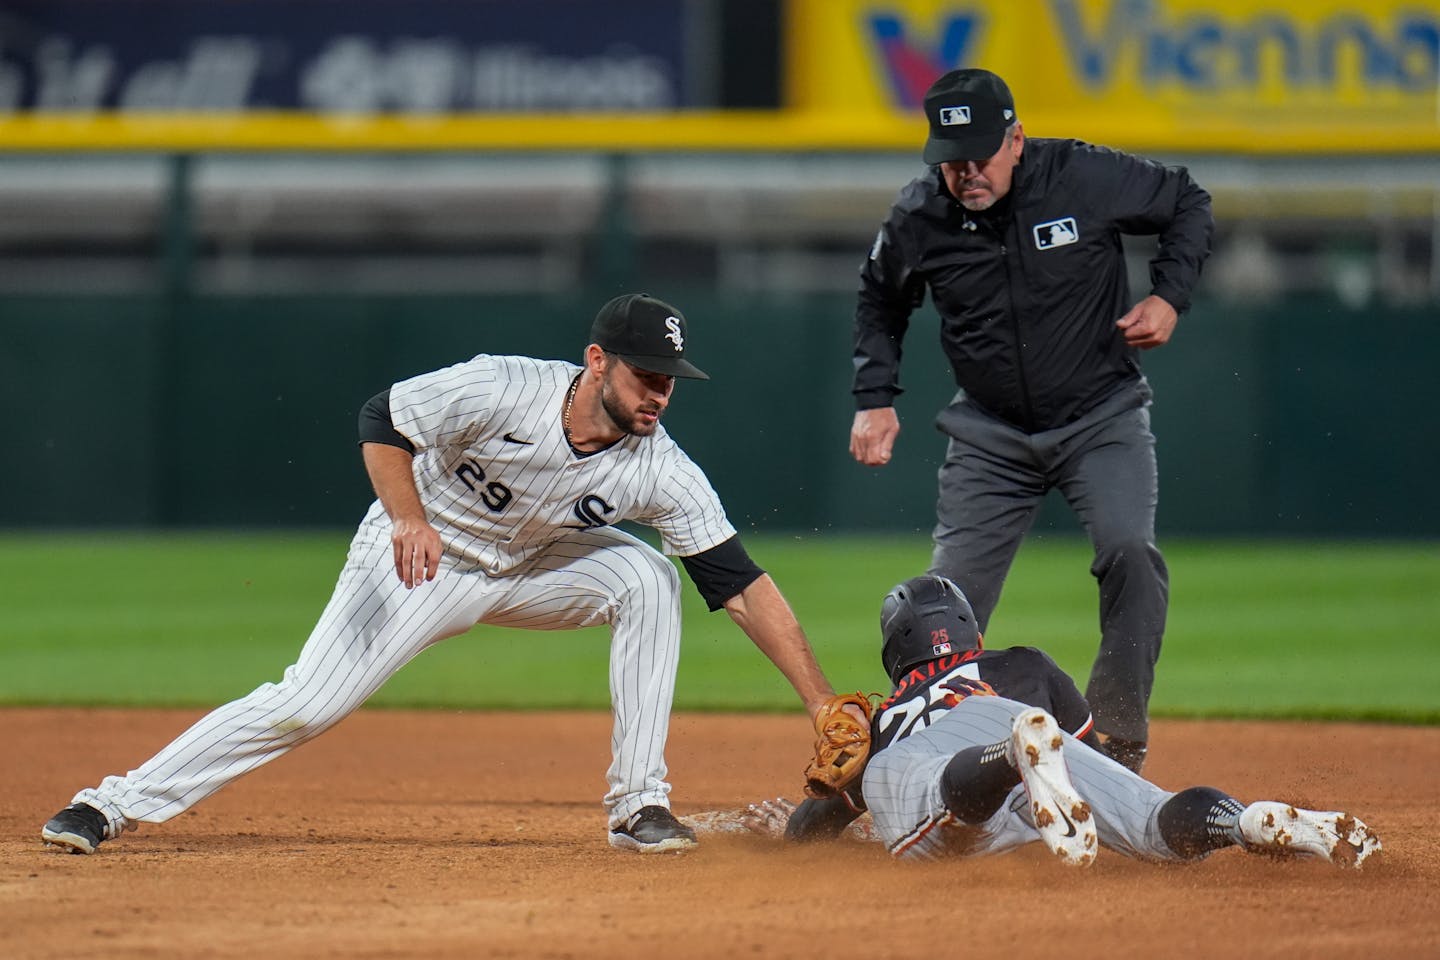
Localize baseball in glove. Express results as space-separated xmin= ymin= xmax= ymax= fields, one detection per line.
xmin=803 ymin=692 xmax=875 ymax=799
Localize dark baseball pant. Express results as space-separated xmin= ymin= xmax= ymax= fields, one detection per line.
xmin=928 ymin=383 xmax=1167 ymax=742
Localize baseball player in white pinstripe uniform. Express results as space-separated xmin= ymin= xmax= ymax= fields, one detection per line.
xmin=42 ymin=293 xmax=845 ymax=856
xmin=779 ymin=576 xmax=1382 ymax=869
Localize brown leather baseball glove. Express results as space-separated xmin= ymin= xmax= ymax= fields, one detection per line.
xmin=803 ymin=692 xmax=875 ymax=799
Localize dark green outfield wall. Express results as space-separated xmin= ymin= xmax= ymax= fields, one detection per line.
xmin=3 ymin=291 xmax=1433 ymax=536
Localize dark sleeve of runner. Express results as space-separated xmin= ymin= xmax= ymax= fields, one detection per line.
xmin=853 ymin=204 xmax=926 ymax=410
xmin=1021 ymin=647 xmax=1097 ymax=741
xmin=678 ymin=535 xmax=765 ymax=612
xmin=357 ymin=388 xmax=416 ymax=454
xmin=785 ymin=790 xmax=867 ymax=843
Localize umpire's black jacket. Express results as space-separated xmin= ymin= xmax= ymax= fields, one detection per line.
xmin=852 ymin=137 xmax=1213 ymax=433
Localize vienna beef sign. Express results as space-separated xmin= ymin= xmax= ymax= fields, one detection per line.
xmin=1 ymin=0 xmax=1433 ymax=152
xmin=790 ymin=0 xmax=1439 ymax=152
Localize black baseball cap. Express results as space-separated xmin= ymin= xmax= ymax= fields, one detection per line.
xmin=921 ymin=68 xmax=1017 ymax=165
xmin=589 ymin=293 xmax=710 ymax=380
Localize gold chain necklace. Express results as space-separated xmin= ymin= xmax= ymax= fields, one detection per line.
xmin=562 ymin=375 xmax=581 ymax=443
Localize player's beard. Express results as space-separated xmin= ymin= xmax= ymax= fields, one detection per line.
xmin=599 ymin=378 xmax=662 ymax=437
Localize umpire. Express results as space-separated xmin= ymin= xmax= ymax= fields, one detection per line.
xmin=848 ymin=68 xmax=1213 ymax=772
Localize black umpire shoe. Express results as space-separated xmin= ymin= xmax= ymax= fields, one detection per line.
xmin=41 ymin=803 xmax=108 ymax=855
xmin=607 ymin=805 xmax=698 ymax=854
xmin=1101 ymin=736 xmax=1149 ymax=774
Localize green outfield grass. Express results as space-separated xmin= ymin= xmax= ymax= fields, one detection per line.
xmin=1 ymin=531 xmax=1436 ymax=722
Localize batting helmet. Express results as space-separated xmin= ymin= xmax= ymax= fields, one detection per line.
xmin=880 ymin=575 xmax=982 ymax=684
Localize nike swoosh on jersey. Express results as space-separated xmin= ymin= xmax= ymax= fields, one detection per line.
xmin=502 ymin=432 xmax=534 ymax=445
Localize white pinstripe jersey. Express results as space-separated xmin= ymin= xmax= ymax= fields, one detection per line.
xmin=373 ymin=353 xmax=737 ymax=575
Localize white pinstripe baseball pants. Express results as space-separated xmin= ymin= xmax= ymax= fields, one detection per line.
xmin=864 ymin=695 xmax=1180 ymax=862
xmin=74 ymin=521 xmax=683 ymax=837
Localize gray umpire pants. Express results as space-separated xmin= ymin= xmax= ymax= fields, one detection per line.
xmin=929 ymin=381 xmax=1167 ymax=742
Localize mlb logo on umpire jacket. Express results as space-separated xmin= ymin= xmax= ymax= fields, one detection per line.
xmin=1033 ymin=217 xmax=1079 ymax=250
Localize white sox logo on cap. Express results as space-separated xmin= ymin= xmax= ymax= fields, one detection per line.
xmin=590 ymin=292 xmax=709 ymax=379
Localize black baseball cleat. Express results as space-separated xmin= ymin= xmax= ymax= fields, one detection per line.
xmin=41 ymin=803 xmax=108 ymax=855
xmin=607 ymin=805 xmax=698 ymax=854
xmin=1101 ymin=736 xmax=1148 ymax=774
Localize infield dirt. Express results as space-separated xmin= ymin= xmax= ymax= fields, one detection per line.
xmin=3 ymin=708 xmax=1436 ymax=959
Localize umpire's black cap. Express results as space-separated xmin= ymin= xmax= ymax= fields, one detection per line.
xmin=590 ymin=293 xmax=710 ymax=380
xmin=922 ymin=68 xmax=1017 ymax=165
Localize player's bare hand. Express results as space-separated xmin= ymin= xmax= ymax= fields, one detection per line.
xmin=850 ymin=407 xmax=900 ymax=466
xmin=390 ymin=517 xmax=442 ymax=588
xmin=739 ymin=797 xmax=797 ymax=839
xmin=1116 ymin=295 xmax=1178 ymax=349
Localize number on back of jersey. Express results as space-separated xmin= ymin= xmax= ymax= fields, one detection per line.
xmin=874 ymin=659 xmax=991 ymax=749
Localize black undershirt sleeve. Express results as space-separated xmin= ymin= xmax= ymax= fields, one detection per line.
xmin=1040 ymin=651 xmax=1104 ymax=751
xmin=785 ymin=792 xmax=865 ymax=843
xmin=357 ymin=388 xmax=415 ymax=454
xmin=678 ymin=534 xmax=765 ymax=612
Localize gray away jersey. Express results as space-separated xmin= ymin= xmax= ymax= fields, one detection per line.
xmin=378 ymin=354 xmax=736 ymax=574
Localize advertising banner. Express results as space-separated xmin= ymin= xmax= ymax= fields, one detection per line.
xmin=0 ymin=0 xmax=1434 ymax=151
xmin=787 ymin=0 xmax=1440 ymax=152
xmin=0 ymin=0 xmax=689 ymax=114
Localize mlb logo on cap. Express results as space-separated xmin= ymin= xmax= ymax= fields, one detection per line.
xmin=932 ymin=640 xmax=953 ymax=656
xmin=922 ymin=68 xmax=1017 ymax=165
